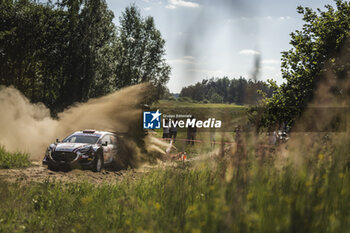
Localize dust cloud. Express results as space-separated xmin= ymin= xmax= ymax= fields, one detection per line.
xmin=0 ymin=86 xmax=58 ymax=159
xmin=0 ymin=83 xmax=164 ymax=163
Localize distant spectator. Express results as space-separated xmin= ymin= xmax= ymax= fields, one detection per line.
xmin=170 ymin=118 xmax=178 ymax=143
xmin=234 ymin=125 xmax=242 ymax=143
xmin=187 ymin=116 xmax=197 ymax=145
xmin=234 ymin=125 xmax=245 ymax=155
xmin=163 ymin=119 xmax=170 ymax=141
xmin=210 ymin=128 xmax=216 ymax=148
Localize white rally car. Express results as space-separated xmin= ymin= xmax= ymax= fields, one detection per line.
xmin=42 ymin=130 xmax=118 ymax=172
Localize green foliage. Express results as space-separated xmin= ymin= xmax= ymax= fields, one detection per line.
xmin=116 ymin=5 xmax=171 ymax=100
xmin=0 ymin=1 xmax=170 ymax=114
xmin=180 ymin=77 xmax=274 ymax=105
xmin=178 ymin=96 xmax=193 ymax=102
xmin=261 ymin=0 xmax=350 ymax=127
xmin=0 ymin=146 xmax=31 ymax=168
xmin=156 ymin=100 xmax=245 ymax=109
xmin=210 ymin=92 xmax=223 ymax=103
xmin=0 ymin=0 xmax=118 ymax=112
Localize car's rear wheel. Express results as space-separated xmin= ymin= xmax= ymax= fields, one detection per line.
xmin=92 ymin=153 xmax=104 ymax=172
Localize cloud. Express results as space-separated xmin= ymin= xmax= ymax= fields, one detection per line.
xmin=142 ymin=0 xmax=163 ymax=5
xmin=261 ymin=59 xmax=280 ymax=64
xmin=165 ymin=4 xmax=177 ymax=9
xmin=239 ymin=49 xmax=260 ymax=55
xmin=228 ymin=16 xmax=292 ymax=23
xmin=168 ymin=56 xmax=196 ymax=64
xmin=166 ymin=0 xmax=199 ymax=9
xmin=143 ymin=7 xmax=152 ymax=11
xmin=279 ymin=16 xmax=291 ymax=20
xmin=261 ymin=66 xmax=276 ymax=71
xmin=241 ymin=16 xmax=272 ymax=21
xmin=183 ymin=56 xmax=195 ymax=60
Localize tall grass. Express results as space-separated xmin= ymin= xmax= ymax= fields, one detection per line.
xmin=0 ymin=146 xmax=31 ymax=168
xmin=0 ymin=134 xmax=349 ymax=233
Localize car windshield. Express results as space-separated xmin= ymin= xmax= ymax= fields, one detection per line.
xmin=63 ymin=135 xmax=99 ymax=144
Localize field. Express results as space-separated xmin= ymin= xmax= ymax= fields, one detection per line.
xmin=1 ymin=138 xmax=349 ymax=232
xmin=153 ymin=100 xmax=247 ymax=154
xmin=0 ymin=101 xmax=349 ymax=232
xmin=156 ymin=100 xmax=247 ymax=109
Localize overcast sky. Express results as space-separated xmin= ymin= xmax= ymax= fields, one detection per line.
xmin=106 ymin=0 xmax=334 ymax=93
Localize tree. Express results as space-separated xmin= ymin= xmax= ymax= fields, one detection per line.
xmin=261 ymin=0 xmax=350 ymax=128
xmin=57 ymin=0 xmax=118 ymax=110
xmin=0 ymin=0 xmax=119 ymax=114
xmin=179 ymin=77 xmax=272 ymax=104
xmin=115 ymin=5 xmax=170 ymax=98
xmin=0 ymin=0 xmax=66 ymax=109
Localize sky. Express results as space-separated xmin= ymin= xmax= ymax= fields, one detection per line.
xmin=106 ymin=0 xmax=335 ymax=93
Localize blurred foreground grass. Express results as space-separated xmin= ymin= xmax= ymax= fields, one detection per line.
xmin=0 ymin=146 xmax=31 ymax=168
xmin=0 ymin=134 xmax=349 ymax=233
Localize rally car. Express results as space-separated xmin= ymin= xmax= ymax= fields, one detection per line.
xmin=42 ymin=130 xmax=118 ymax=172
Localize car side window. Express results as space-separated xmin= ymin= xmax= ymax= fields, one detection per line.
xmin=68 ymin=137 xmax=76 ymax=143
xmin=101 ymin=135 xmax=110 ymax=145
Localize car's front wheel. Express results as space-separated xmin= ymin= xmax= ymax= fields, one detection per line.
xmin=92 ymin=153 xmax=104 ymax=172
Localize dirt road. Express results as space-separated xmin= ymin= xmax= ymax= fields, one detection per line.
xmin=0 ymin=162 xmax=154 ymax=184
xmin=0 ymin=154 xmax=202 ymax=185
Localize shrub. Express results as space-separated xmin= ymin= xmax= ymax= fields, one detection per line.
xmin=210 ymin=93 xmax=223 ymax=103
xmin=0 ymin=146 xmax=31 ymax=168
xmin=177 ymin=96 xmax=192 ymax=102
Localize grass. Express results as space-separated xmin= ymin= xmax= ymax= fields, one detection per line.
xmin=0 ymin=134 xmax=349 ymax=233
xmin=156 ymin=100 xmax=246 ymax=109
xmin=0 ymin=146 xmax=31 ymax=168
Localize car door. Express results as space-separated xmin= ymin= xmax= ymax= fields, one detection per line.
xmin=101 ymin=135 xmax=113 ymax=163
xmin=109 ymin=135 xmax=118 ymax=160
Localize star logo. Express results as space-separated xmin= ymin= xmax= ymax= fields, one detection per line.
xmin=150 ymin=109 xmax=161 ymax=122
xmin=143 ymin=109 xmax=162 ymax=129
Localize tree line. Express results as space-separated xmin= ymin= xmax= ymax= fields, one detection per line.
xmin=0 ymin=0 xmax=170 ymax=115
xmin=179 ymin=77 xmax=274 ymax=105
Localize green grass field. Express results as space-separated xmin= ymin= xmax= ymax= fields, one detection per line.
xmin=0 ymin=146 xmax=31 ymax=169
xmin=0 ymin=133 xmax=349 ymax=232
xmin=156 ymin=100 xmax=247 ymax=109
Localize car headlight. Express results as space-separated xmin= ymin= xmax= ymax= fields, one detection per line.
xmin=46 ymin=148 xmax=53 ymax=159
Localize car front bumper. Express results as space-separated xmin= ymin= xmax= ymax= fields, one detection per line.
xmin=42 ymin=154 xmax=95 ymax=169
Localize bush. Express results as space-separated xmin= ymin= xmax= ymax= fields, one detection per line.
xmin=177 ymin=96 xmax=192 ymax=102
xmin=168 ymin=96 xmax=176 ymax=101
xmin=210 ymin=93 xmax=223 ymax=103
xmin=0 ymin=146 xmax=31 ymax=168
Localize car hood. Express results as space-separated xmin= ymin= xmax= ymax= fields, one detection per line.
xmin=55 ymin=143 xmax=92 ymax=153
